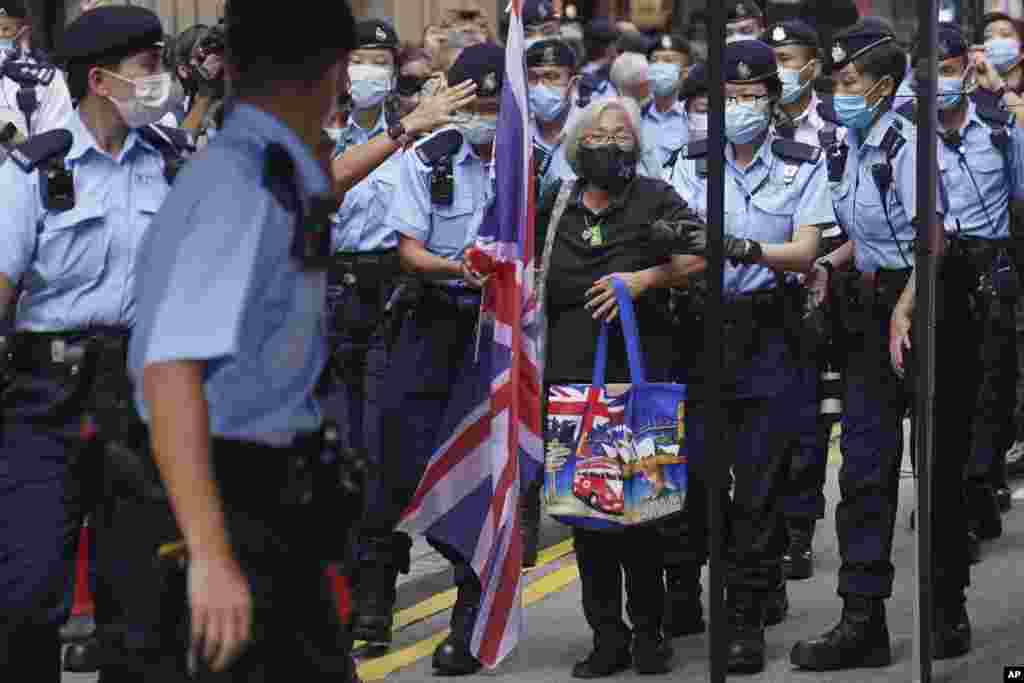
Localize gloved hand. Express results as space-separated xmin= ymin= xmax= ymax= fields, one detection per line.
xmin=723 ymin=235 xmax=763 ymax=265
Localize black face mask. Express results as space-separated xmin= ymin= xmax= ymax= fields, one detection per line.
xmin=577 ymin=144 xmax=637 ymax=193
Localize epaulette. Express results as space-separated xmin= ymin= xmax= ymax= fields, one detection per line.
xmin=416 ymin=129 xmax=463 ymax=166
xmin=664 ymin=144 xmax=685 ymax=170
xmin=879 ymin=124 xmax=906 ymax=160
xmin=137 ymin=124 xmax=193 ymax=184
xmin=7 ymin=128 xmax=71 ymax=173
xmin=975 ymin=103 xmax=1014 ymax=129
xmin=895 ymin=99 xmax=916 ymax=121
xmin=771 ymin=139 xmax=822 ymax=164
xmin=263 ymin=142 xmax=300 ymax=215
xmin=683 ymin=138 xmax=708 ymax=159
xmin=641 ymin=100 xmax=654 ymax=118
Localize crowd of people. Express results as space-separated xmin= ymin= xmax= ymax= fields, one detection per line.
xmin=2 ymin=0 xmax=1024 ymax=680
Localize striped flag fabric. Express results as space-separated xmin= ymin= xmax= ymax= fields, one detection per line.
xmin=398 ymin=0 xmax=543 ymax=668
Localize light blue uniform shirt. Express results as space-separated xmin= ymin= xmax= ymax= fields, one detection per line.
xmin=0 ymin=111 xmax=169 ymax=332
xmin=331 ymin=151 xmax=402 ymax=253
xmin=389 ymin=128 xmax=495 ymax=264
xmin=534 ymin=129 xmax=575 ymax=196
xmin=668 ymin=134 xmax=834 ymax=296
xmin=642 ymin=101 xmax=689 ymax=174
xmin=939 ymin=100 xmax=1024 ymax=240
xmin=831 ymin=111 xmax=923 ymax=273
xmin=129 ymin=104 xmax=331 ymax=445
xmin=332 ymin=108 xmax=387 ymax=158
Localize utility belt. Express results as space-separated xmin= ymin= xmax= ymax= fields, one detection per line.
xmin=327 ymin=248 xmax=400 ymax=292
xmin=421 ymin=284 xmax=482 ymax=314
xmin=838 ymin=268 xmax=912 ymax=337
xmin=8 ymin=326 xmax=129 ymax=373
xmin=949 ymin=236 xmax=1020 ymax=300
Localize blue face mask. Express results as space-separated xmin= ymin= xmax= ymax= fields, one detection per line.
xmin=832 ymin=80 xmax=887 ymax=130
xmin=529 ymin=84 xmax=568 ymax=123
xmin=985 ymin=37 xmax=1021 ymax=74
xmin=778 ymin=61 xmax=814 ymax=105
xmin=649 ymin=62 xmax=682 ymax=98
xmin=460 ymin=115 xmax=498 ymax=146
xmin=724 ymin=102 xmax=769 ymax=144
xmin=348 ymin=64 xmax=394 ymax=111
xmin=937 ymin=75 xmax=964 ymax=110
xmin=0 ymin=39 xmax=13 ymax=51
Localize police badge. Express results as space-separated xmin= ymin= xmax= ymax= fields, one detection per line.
xmin=483 ymin=72 xmax=498 ymax=95
xmin=376 ymin=26 xmax=387 ymax=42
xmin=735 ymin=2 xmax=747 ymax=18
xmin=773 ymin=25 xmax=786 ymax=43
xmin=832 ymin=44 xmax=846 ymax=64
xmin=544 ymin=45 xmax=556 ymax=64
xmin=737 ymin=61 xmax=752 ymax=80
xmin=662 ymin=35 xmax=672 ymax=50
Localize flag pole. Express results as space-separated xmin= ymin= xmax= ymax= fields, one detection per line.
xmin=912 ymin=0 xmax=938 ymax=680
xmin=704 ymin=1 xmax=727 ymax=681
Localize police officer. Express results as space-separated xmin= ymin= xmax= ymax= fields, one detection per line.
xmin=643 ymin=33 xmax=692 ymax=172
xmin=528 ymin=38 xmax=577 ymax=197
xmin=974 ymin=11 xmax=1024 ymax=120
xmin=580 ymin=18 xmax=619 ymax=99
xmin=900 ymin=23 xmax=1024 ymax=555
xmin=667 ymin=39 xmax=833 ymax=674
xmin=523 ymin=0 xmax=560 ymax=47
xmin=0 ymin=4 xmax=187 ymax=679
xmin=726 ymin=0 xmax=766 ymax=44
xmin=0 ymin=0 xmax=72 ymax=158
xmin=128 ymin=0 xmax=364 ymax=679
xmin=765 ymin=18 xmax=839 ymax=581
xmin=358 ymin=43 xmax=505 ymax=676
xmin=790 ymin=22 xmax=971 ymax=669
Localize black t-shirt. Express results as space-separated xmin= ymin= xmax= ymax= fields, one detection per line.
xmin=538 ymin=176 xmax=707 ymax=384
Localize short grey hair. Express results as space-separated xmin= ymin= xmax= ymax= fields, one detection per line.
xmin=564 ymin=97 xmax=644 ymax=176
xmin=609 ymin=52 xmax=649 ymax=91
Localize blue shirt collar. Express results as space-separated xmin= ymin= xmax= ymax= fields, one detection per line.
xmin=223 ymin=103 xmax=331 ymax=200
xmin=725 ymin=132 xmax=774 ymax=172
xmin=862 ymin=110 xmax=901 ymax=148
xmin=64 ymin=110 xmax=156 ymax=165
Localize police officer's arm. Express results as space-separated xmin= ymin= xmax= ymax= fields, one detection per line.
xmin=1010 ymin=127 xmax=1024 ymax=202
xmin=330 ymin=79 xmax=477 ymax=197
xmin=181 ymin=94 xmax=215 ymax=133
xmin=758 ymin=160 xmax=834 ymax=274
xmin=0 ymin=164 xmax=40 ymax=320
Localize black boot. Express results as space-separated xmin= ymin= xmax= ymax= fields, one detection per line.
xmin=790 ymin=595 xmax=891 ymax=671
xmin=996 ymin=485 xmax=1012 ymax=514
xmin=783 ymin=518 xmax=815 ymax=580
xmin=351 ymin=532 xmax=412 ymax=646
xmin=933 ymin=597 xmax=971 ymax=660
xmin=520 ymin=480 xmax=542 ymax=569
xmin=632 ymin=633 xmax=673 ymax=675
xmin=726 ymin=591 xmax=765 ymax=675
xmin=572 ymin=633 xmax=632 ymax=679
xmin=764 ymin=581 xmax=789 ymax=627
xmin=663 ymin=564 xmax=705 ymax=637
xmin=432 ymin=570 xmax=482 ymax=676
xmin=63 ymin=635 xmax=103 ymax=673
xmin=967 ymin=483 xmax=1003 ymax=540
xmin=967 ymin=529 xmax=981 ymax=565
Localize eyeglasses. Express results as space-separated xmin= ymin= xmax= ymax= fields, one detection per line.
xmin=582 ymin=132 xmax=635 ymax=148
xmin=724 ymin=94 xmax=771 ymax=107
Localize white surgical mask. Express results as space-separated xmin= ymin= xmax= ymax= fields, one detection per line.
xmin=348 ymin=64 xmax=394 ymax=110
xmin=103 ymin=70 xmax=182 ymax=129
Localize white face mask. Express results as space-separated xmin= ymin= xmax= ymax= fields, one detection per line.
xmin=102 ymin=70 xmax=182 ymax=129
xmin=348 ymin=64 xmax=394 ymax=110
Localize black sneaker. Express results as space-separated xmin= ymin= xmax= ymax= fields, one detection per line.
xmin=571 ymin=645 xmax=632 ymax=679
xmin=790 ymin=596 xmax=892 ymax=671
xmin=933 ymin=601 xmax=971 ymax=661
xmin=633 ymin=635 xmax=673 ymax=675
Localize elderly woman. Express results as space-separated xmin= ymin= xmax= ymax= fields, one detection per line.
xmin=538 ymin=97 xmax=707 ymax=679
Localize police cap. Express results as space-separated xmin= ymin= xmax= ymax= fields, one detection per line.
xmin=448 ymin=43 xmax=504 ymax=98
xmin=763 ymin=20 xmax=818 ymax=49
xmin=728 ymin=0 xmax=764 ymax=23
xmin=617 ymin=30 xmax=654 ymax=56
xmin=55 ymin=6 xmax=164 ymax=65
xmin=725 ymin=39 xmax=778 ymax=83
xmin=830 ymin=22 xmax=894 ymax=71
xmin=355 ymin=19 xmax=399 ymax=51
xmin=914 ymin=22 xmax=967 ymax=64
xmin=681 ymin=61 xmax=707 ymax=100
xmin=523 ymin=0 xmax=556 ymax=27
xmin=648 ymin=33 xmax=691 ymax=58
xmin=526 ymin=39 xmax=575 ymax=69
xmin=586 ymin=17 xmax=619 ymax=45
xmin=0 ymin=0 xmax=27 ymax=20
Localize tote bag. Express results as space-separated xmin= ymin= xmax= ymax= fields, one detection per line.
xmin=544 ymin=278 xmax=688 ymax=531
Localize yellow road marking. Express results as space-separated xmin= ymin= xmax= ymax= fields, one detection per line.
xmin=358 ymin=561 xmax=581 ymax=681
xmin=354 ymin=539 xmax=575 ymax=648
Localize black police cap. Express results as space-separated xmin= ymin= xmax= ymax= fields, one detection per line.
xmin=830 ymin=23 xmax=895 ymax=71
xmin=526 ymin=39 xmax=575 ymax=69
xmin=586 ymin=17 xmax=618 ymax=44
xmin=0 ymin=0 xmax=27 ymax=20
xmin=763 ymin=20 xmax=818 ymax=49
xmin=225 ymin=0 xmax=356 ymax=67
xmin=914 ymin=22 xmax=967 ymax=63
xmin=617 ymin=31 xmax=653 ymax=56
xmin=681 ymin=61 xmax=707 ymax=100
xmin=648 ymin=34 xmax=690 ymax=58
xmin=725 ymin=39 xmax=778 ymax=83
xmin=355 ymin=19 xmax=399 ymax=51
xmin=523 ymin=0 xmax=556 ymax=27
xmin=448 ymin=43 xmax=504 ymax=98
xmin=55 ymin=6 xmax=164 ymax=66
xmin=728 ymin=0 xmax=764 ymax=23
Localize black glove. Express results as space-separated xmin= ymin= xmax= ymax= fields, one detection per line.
xmin=723 ymin=236 xmax=763 ymax=265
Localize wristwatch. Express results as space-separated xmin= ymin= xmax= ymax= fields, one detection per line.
xmin=388 ymin=120 xmax=414 ymax=148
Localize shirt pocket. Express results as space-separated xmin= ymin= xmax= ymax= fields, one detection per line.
xmin=36 ymin=203 xmax=110 ymax=289
xmin=430 ymin=199 xmax=475 ymax=252
xmin=135 ymin=185 xmax=168 ymax=218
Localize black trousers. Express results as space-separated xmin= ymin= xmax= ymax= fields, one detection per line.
xmin=968 ymin=293 xmax=1016 ymax=493
xmin=573 ymin=525 xmax=665 ymax=649
xmin=98 ymin=438 xmax=356 ymax=682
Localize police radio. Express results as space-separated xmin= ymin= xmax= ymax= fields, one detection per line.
xmin=290 ymin=195 xmax=335 ymax=270
xmin=430 ymin=156 xmax=454 ymax=206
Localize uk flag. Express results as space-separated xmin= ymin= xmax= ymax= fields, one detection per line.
xmin=398 ymin=0 xmax=543 ymax=668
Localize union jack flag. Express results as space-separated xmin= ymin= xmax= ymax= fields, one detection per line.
xmin=398 ymin=0 xmax=542 ymax=668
